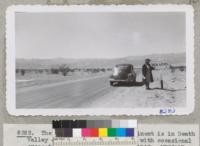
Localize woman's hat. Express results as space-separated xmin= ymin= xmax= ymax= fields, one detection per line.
xmin=145 ymin=58 xmax=151 ymax=62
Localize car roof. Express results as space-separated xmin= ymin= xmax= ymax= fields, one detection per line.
xmin=115 ymin=64 xmax=133 ymax=67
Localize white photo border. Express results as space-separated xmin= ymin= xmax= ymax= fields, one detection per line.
xmin=6 ymin=5 xmax=194 ymax=116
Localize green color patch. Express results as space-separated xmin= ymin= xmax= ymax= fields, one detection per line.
xmin=108 ymin=128 xmax=116 ymax=137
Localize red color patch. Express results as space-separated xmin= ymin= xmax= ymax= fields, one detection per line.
xmin=90 ymin=128 xmax=99 ymax=137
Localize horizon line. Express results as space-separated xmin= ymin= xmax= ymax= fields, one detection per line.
xmin=16 ymin=51 xmax=186 ymax=60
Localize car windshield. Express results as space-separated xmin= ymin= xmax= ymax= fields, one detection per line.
xmin=113 ymin=65 xmax=131 ymax=75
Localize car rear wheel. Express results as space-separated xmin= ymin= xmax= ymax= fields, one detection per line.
xmin=110 ymin=81 xmax=114 ymax=86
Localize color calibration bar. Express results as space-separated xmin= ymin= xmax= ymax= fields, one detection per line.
xmin=53 ymin=137 xmax=137 ymax=146
xmin=54 ymin=127 xmax=135 ymax=137
xmin=52 ymin=120 xmax=137 ymax=138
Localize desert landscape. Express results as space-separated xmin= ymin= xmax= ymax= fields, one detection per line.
xmin=16 ymin=53 xmax=186 ymax=108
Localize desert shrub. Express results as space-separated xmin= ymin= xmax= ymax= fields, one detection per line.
xmin=169 ymin=65 xmax=186 ymax=72
xmin=16 ymin=69 xmax=20 ymax=74
xmin=101 ymin=68 xmax=106 ymax=72
xmin=70 ymin=68 xmax=75 ymax=72
xmin=86 ymin=68 xmax=90 ymax=73
xmin=179 ymin=66 xmax=185 ymax=72
xmin=51 ymin=68 xmax=59 ymax=74
xmin=59 ymin=65 xmax=70 ymax=76
xmin=20 ymin=69 xmax=25 ymax=76
xmin=107 ymin=68 xmax=112 ymax=71
xmin=38 ymin=69 xmax=44 ymax=74
xmin=91 ymin=68 xmax=99 ymax=73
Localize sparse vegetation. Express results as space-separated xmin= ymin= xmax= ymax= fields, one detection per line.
xmin=16 ymin=69 xmax=20 ymax=74
xmin=59 ymin=64 xmax=70 ymax=76
xmin=51 ymin=68 xmax=59 ymax=74
xmin=20 ymin=69 xmax=25 ymax=76
xmin=16 ymin=66 xmax=113 ymax=89
xmin=169 ymin=65 xmax=186 ymax=73
xmin=16 ymin=66 xmax=111 ymax=78
xmin=16 ymin=64 xmax=185 ymax=78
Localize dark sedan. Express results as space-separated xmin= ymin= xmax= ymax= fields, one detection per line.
xmin=109 ymin=64 xmax=136 ymax=86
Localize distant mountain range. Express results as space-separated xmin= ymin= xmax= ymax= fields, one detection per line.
xmin=16 ymin=52 xmax=186 ymax=69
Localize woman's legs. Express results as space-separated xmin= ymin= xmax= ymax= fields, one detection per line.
xmin=145 ymin=82 xmax=150 ymax=89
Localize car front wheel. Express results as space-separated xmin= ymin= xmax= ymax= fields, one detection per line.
xmin=110 ymin=82 xmax=115 ymax=86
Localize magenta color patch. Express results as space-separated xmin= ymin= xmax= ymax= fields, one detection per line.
xmin=82 ymin=128 xmax=91 ymax=137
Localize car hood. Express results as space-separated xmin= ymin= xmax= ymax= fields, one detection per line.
xmin=112 ymin=71 xmax=128 ymax=80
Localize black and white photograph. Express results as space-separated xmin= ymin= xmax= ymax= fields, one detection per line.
xmin=6 ymin=5 xmax=194 ymax=115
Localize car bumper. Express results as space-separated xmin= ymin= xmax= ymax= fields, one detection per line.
xmin=109 ymin=78 xmax=133 ymax=83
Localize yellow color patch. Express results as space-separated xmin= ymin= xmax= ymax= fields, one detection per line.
xmin=98 ymin=128 xmax=107 ymax=137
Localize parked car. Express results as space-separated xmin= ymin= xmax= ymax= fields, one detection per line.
xmin=109 ymin=64 xmax=136 ymax=86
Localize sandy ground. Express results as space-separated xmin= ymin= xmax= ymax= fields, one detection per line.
xmin=82 ymin=70 xmax=186 ymax=108
xmin=16 ymin=69 xmax=186 ymax=108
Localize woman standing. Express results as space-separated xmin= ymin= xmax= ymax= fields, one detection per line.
xmin=142 ymin=58 xmax=155 ymax=90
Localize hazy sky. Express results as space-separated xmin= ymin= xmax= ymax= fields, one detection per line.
xmin=16 ymin=12 xmax=185 ymax=59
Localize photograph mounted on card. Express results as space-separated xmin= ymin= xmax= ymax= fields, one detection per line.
xmin=6 ymin=5 xmax=194 ymax=115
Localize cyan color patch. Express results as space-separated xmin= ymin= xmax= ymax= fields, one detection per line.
xmin=116 ymin=128 xmax=126 ymax=137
